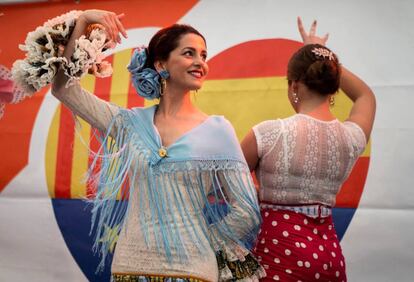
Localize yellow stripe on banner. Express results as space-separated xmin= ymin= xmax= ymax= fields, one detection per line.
xmin=362 ymin=139 xmax=371 ymax=157
xmin=45 ymin=105 xmax=61 ymax=198
xmin=144 ymin=98 xmax=160 ymax=108
xmin=331 ymin=90 xmax=353 ymax=121
xmin=197 ymin=77 xmax=293 ymax=140
xmin=110 ymin=49 xmax=131 ymax=107
xmin=70 ymin=75 xmax=95 ymax=199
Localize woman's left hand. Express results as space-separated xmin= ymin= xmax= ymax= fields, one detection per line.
xmin=297 ymin=17 xmax=329 ymax=46
xmin=79 ymin=10 xmax=127 ymax=44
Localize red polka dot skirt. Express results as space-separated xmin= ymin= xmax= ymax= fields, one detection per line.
xmin=253 ymin=207 xmax=346 ymax=282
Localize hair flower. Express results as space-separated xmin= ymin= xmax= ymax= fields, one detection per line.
xmin=127 ymin=47 xmax=147 ymax=74
xmin=130 ymin=68 xmax=161 ymax=100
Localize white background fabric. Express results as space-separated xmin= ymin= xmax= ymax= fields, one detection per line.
xmin=1 ymin=0 xmax=413 ymax=281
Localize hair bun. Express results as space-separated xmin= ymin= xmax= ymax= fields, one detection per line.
xmin=304 ymin=60 xmax=340 ymax=95
xmin=287 ymin=44 xmax=341 ymax=96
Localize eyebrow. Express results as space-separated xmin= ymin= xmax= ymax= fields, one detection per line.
xmin=181 ymin=47 xmax=207 ymax=54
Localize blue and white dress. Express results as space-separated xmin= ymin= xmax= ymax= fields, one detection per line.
xmin=53 ymin=85 xmax=265 ymax=282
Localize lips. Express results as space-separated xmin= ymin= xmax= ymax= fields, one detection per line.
xmin=188 ymin=70 xmax=203 ymax=78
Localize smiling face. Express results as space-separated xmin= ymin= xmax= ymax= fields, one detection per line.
xmin=161 ymin=33 xmax=209 ymax=92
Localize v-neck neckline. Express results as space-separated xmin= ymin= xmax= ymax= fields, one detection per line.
xmin=150 ymin=105 xmax=212 ymax=149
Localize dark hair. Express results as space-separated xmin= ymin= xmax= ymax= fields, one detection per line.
xmin=144 ymin=24 xmax=206 ymax=69
xmin=287 ymin=44 xmax=341 ymax=95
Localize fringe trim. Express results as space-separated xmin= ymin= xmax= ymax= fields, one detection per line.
xmin=87 ymin=109 xmax=262 ymax=273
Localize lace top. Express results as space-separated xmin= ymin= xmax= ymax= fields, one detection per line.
xmin=253 ymin=114 xmax=366 ymax=207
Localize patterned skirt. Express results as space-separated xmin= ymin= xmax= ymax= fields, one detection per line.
xmin=253 ymin=205 xmax=347 ymax=282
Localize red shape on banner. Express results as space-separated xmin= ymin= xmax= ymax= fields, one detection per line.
xmin=208 ymin=39 xmax=302 ymax=79
xmin=335 ymin=157 xmax=370 ymax=208
xmin=55 ymin=105 xmax=75 ymax=199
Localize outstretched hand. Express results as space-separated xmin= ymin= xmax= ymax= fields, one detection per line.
xmin=297 ymin=17 xmax=329 ymax=46
xmin=79 ymin=9 xmax=128 ymax=44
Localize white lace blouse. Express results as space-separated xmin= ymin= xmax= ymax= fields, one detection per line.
xmin=253 ymin=114 xmax=366 ymax=207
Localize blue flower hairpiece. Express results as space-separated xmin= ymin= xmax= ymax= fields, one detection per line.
xmin=131 ymin=68 xmax=161 ymax=100
xmin=127 ymin=47 xmax=147 ymax=74
xmin=127 ymin=47 xmax=170 ymax=100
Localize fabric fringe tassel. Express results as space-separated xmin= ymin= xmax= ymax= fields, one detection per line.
xmin=84 ymin=108 xmax=263 ymax=277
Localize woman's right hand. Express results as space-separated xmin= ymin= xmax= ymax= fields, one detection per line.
xmin=297 ymin=17 xmax=329 ymax=46
xmin=79 ymin=9 xmax=128 ymax=44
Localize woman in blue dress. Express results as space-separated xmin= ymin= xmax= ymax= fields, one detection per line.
xmin=49 ymin=9 xmax=264 ymax=282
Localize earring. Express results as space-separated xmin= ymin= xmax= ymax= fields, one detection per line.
xmin=329 ymin=95 xmax=335 ymax=106
xmin=292 ymin=92 xmax=299 ymax=104
xmin=160 ymin=78 xmax=166 ymax=96
xmin=158 ymin=70 xmax=170 ymax=96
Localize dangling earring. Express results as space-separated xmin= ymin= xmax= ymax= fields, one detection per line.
xmin=159 ymin=69 xmax=170 ymax=96
xmin=329 ymin=95 xmax=335 ymax=106
xmin=292 ymin=92 xmax=299 ymax=104
xmin=160 ymin=78 xmax=166 ymax=96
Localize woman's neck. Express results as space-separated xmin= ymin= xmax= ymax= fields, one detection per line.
xmin=156 ymin=88 xmax=199 ymax=118
xmin=297 ymin=96 xmax=335 ymax=121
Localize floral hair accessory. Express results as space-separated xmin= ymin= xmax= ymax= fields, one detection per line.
xmin=128 ymin=47 xmax=169 ymax=100
xmin=12 ymin=10 xmax=114 ymax=94
xmin=127 ymin=47 xmax=147 ymax=74
xmin=0 ymin=65 xmax=29 ymax=119
xmin=131 ymin=68 xmax=162 ymax=100
xmin=311 ymin=47 xmax=335 ymax=61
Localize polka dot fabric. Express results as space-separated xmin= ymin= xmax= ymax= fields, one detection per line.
xmin=253 ymin=208 xmax=346 ymax=281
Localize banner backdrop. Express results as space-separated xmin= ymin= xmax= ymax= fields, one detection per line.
xmin=0 ymin=1 xmax=413 ymax=281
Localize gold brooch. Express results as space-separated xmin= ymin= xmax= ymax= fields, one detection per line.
xmin=158 ymin=147 xmax=167 ymax=158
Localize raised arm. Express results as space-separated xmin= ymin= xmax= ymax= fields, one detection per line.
xmin=52 ymin=10 xmax=127 ymax=132
xmin=340 ymin=67 xmax=376 ymax=140
xmin=297 ymin=17 xmax=376 ymax=140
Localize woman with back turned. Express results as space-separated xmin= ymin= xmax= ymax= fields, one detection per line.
xmin=241 ymin=18 xmax=376 ymax=281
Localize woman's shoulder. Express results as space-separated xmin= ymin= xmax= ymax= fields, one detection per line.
xmin=341 ymin=120 xmax=367 ymax=147
xmin=252 ymin=118 xmax=283 ymax=134
xmin=204 ymin=115 xmax=237 ymax=137
xmin=255 ymin=118 xmax=282 ymax=127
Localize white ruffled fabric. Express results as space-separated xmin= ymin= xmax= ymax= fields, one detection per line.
xmin=63 ymin=28 xmax=113 ymax=87
xmin=216 ymin=241 xmax=266 ymax=281
xmin=12 ymin=10 xmax=113 ymax=95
